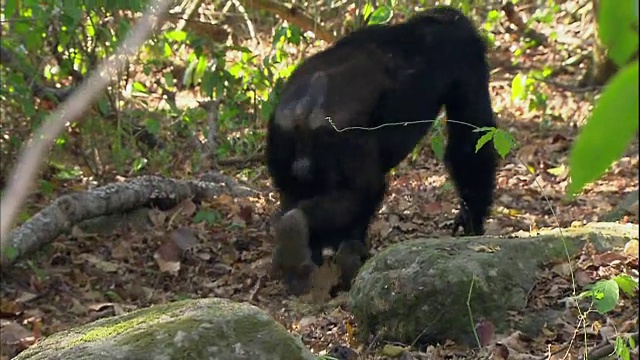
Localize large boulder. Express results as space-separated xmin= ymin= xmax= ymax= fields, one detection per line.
xmin=349 ymin=222 xmax=638 ymax=346
xmin=15 ymin=297 xmax=316 ymax=360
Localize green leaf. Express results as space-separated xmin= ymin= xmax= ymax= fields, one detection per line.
xmin=165 ymin=30 xmax=187 ymax=42
xmin=567 ymin=61 xmax=639 ymax=196
xmin=117 ymin=18 xmax=131 ymax=40
xmin=368 ymin=5 xmax=393 ymax=25
xmin=487 ymin=9 xmax=501 ymax=22
xmin=22 ymin=96 xmax=37 ymax=117
xmin=317 ymin=355 xmax=339 ymax=360
xmin=24 ymin=30 xmax=44 ymax=52
xmin=430 ymin=132 xmax=445 ymax=161
xmin=132 ymin=82 xmax=147 ymax=93
xmin=3 ymin=246 xmax=19 ymax=261
xmin=615 ymin=336 xmax=632 ymax=360
xmin=511 ymin=73 xmax=527 ymax=101
xmin=61 ymin=0 xmax=83 ymax=29
xmin=200 ymin=70 xmax=216 ymax=97
xmin=475 ymin=130 xmax=495 ymax=153
xmin=591 ymin=279 xmax=620 ymax=313
xmin=195 ymin=56 xmax=209 ymax=85
xmin=84 ymin=0 xmax=97 ymax=11
xmin=613 ymin=274 xmax=639 ymax=297
xmin=492 ymin=129 xmax=515 ymax=158
xmin=97 ymin=99 xmax=111 ymax=117
xmin=227 ymin=46 xmax=253 ymax=53
xmin=132 ymin=157 xmax=148 ymax=172
xmin=104 ymin=290 xmax=123 ymax=302
xmin=145 ymin=118 xmax=161 ymax=135
xmin=183 ymin=59 xmax=198 ymax=88
xmin=163 ymin=42 xmax=173 ymax=58
xmin=546 ymin=164 xmax=566 ymax=176
xmin=287 ymin=25 xmax=302 ymax=45
xmin=38 ymin=179 xmax=55 ymax=195
xmin=362 ymin=2 xmax=375 ymax=21
xmin=12 ymin=21 xmax=29 ymax=37
xmin=272 ymin=25 xmax=288 ymax=45
xmin=4 ymin=0 xmax=19 ymax=19
xmin=598 ymin=0 xmax=639 ymax=67
xmin=194 ymin=210 xmax=220 ymax=225
xmin=164 ymin=72 xmax=175 ymax=88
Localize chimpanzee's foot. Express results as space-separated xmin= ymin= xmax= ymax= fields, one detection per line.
xmin=329 ymin=239 xmax=370 ymax=296
xmin=271 ymin=209 xmax=316 ymax=295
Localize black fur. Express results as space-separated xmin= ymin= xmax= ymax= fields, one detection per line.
xmin=266 ymin=6 xmax=498 ymax=295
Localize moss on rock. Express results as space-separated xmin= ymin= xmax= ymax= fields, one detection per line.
xmin=15 ymin=297 xmax=316 ymax=360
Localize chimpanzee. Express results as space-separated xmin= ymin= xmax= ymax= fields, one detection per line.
xmin=266 ymin=6 xmax=499 ymax=295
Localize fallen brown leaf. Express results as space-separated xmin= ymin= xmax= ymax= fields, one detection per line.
xmin=176 ymin=198 xmax=198 ymax=217
xmin=170 ymin=227 xmax=199 ymax=251
xmin=0 ymin=321 xmax=36 ymax=353
xmin=68 ymin=298 xmax=87 ymax=315
xmin=490 ymin=343 xmax=509 ymax=360
xmin=238 ymin=204 xmax=254 ymax=225
xmin=87 ymin=302 xmax=115 ymax=312
xmin=78 ymin=254 xmax=119 ymax=273
xmin=370 ymin=219 xmax=393 ymax=238
xmin=0 ymin=300 xmax=22 ymax=316
xmin=593 ymin=251 xmax=627 ymax=266
xmin=154 ymin=239 xmax=182 ymax=275
xmin=110 ymin=241 xmax=134 ymax=260
xmin=476 ymin=318 xmax=496 ymax=347
xmin=148 ymin=208 xmax=167 ymax=227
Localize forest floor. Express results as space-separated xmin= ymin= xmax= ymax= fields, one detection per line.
xmin=1 ymin=3 xmax=639 ymax=360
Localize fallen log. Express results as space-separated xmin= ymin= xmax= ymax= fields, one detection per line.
xmin=1 ymin=174 xmax=259 ymax=268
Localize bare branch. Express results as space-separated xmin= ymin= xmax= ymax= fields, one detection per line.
xmin=1 ymin=175 xmax=259 ymax=268
xmin=241 ymin=0 xmax=335 ymax=43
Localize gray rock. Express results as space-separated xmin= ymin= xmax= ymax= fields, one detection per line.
xmin=15 ymin=297 xmax=316 ymax=360
xmin=349 ymin=222 xmax=637 ymax=346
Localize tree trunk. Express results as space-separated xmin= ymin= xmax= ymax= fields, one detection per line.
xmin=580 ymin=0 xmax=639 ymax=86
xmin=579 ymin=0 xmax=620 ymax=86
